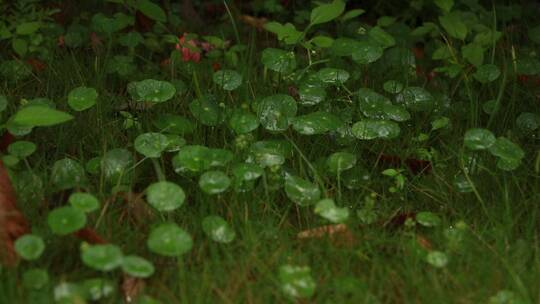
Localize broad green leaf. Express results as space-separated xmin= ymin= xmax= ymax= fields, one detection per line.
xmin=488 ymin=137 xmax=525 ymax=162
xmin=330 ymin=38 xmax=362 ymax=56
xmin=292 ymin=111 xmax=343 ymax=135
xmin=314 ymin=199 xmax=349 ymax=223
xmin=213 ymin=70 xmax=243 ymax=91
xmin=431 ymin=117 xmax=450 ymax=131
xmin=340 ymin=9 xmax=365 ymax=22
xmin=368 ymin=26 xmax=395 ymax=48
xmin=146 ymin=181 xmax=186 ymax=211
xmin=439 ymin=12 xmax=468 ymax=40
xmin=147 ymin=223 xmax=193 ymax=257
xmin=12 ymin=106 xmax=73 ymax=127
xmin=12 ymin=38 xmax=27 ymax=57
xmin=473 ymin=64 xmax=500 ymax=83
xmin=8 ymin=141 xmax=36 ymax=159
xmin=352 ymin=119 xmax=401 ymax=140
xmin=118 ymin=31 xmax=143 ymax=48
xmin=310 ymin=0 xmax=345 ymax=26
xmin=14 ymin=234 xmax=45 ymax=260
xmin=462 ymin=43 xmax=484 ymax=66
xmin=284 ymin=175 xmax=321 ymax=206
xmin=134 ymin=132 xmax=169 ymax=158
xmin=257 ymin=94 xmax=297 ymax=132
xmin=464 ymin=128 xmax=495 ymax=150
xmin=22 ymin=268 xmax=49 ymax=290
xmin=207 ymin=148 xmax=233 ymax=167
xmin=261 ymin=48 xmax=296 ymax=73
xmin=202 ymin=215 xmax=236 ymax=243
xmin=416 ymin=212 xmax=441 ymax=227
xmin=264 ymin=22 xmax=302 ymax=44
xmin=135 ymin=0 xmax=166 ymax=22
xmin=434 ymin=0 xmax=454 ymax=12
xmin=81 ymin=244 xmax=123 ymax=271
xmin=122 ymin=255 xmax=155 ymax=278
xmin=16 ymin=22 xmax=41 ymax=35
xmin=69 ymin=192 xmax=100 ymax=213
xmin=199 ymin=171 xmax=231 ymax=194
xmin=310 ymin=35 xmax=334 ymax=48
xmin=68 ymin=86 xmax=98 ymax=111
xmin=48 ymin=206 xmax=87 ymax=235
xmin=326 ymin=152 xmax=356 ymax=174
xmin=351 ymin=40 xmax=384 ymax=64
xmin=229 ymin=110 xmax=259 ymax=134
xmin=279 ymin=265 xmax=316 ymax=298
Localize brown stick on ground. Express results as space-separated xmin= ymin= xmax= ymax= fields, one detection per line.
xmin=0 ymin=160 xmax=30 ymax=266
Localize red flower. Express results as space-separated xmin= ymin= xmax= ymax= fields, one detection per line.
xmin=176 ymin=33 xmax=201 ymax=63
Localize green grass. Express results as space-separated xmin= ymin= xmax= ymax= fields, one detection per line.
xmin=1 ymin=13 xmax=540 ymax=304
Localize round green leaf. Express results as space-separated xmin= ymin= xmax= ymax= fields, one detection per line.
xmin=81 ymin=244 xmax=123 ymax=272
xmin=257 ymin=94 xmax=297 ymax=132
xmin=199 ymin=171 xmax=231 ymax=194
xmin=51 ymin=158 xmax=87 ymax=190
xmin=122 ymin=255 xmax=155 ymax=278
xmin=316 ymin=68 xmax=350 ymax=85
xmin=69 ymin=192 xmax=100 ymax=213
xmin=383 ymin=80 xmax=404 ymax=94
xmin=298 ymin=85 xmax=326 ymax=106
xmin=127 ymin=79 xmax=176 ymax=103
xmin=207 ymin=148 xmax=233 ymax=167
xmin=81 ymin=278 xmax=115 ymax=301
xmin=395 ymin=87 xmax=434 ymax=111
xmin=48 ymin=206 xmax=87 ymax=235
xmin=292 ymin=111 xmax=343 ymax=135
xmin=213 ymin=70 xmax=243 ymax=91
xmin=279 ymin=264 xmax=316 ymax=298
xmin=326 ymin=152 xmax=357 ymax=174
xmin=352 ymin=41 xmax=383 ymax=64
xmin=425 ymin=250 xmax=449 ymax=268
xmin=473 ymin=64 xmax=501 ymax=83
xmin=14 ymin=234 xmax=45 ymax=260
xmin=134 ymin=132 xmax=169 ymax=158
xmin=314 ymin=199 xmax=350 ymax=223
xmin=229 ymin=110 xmax=259 ymax=134
xmin=101 ymin=148 xmax=134 ymax=184
xmin=172 ymin=145 xmax=211 ymax=174
xmin=202 ymin=215 xmax=236 ymax=243
xmin=68 ymin=86 xmax=98 ymax=111
xmin=7 ymin=140 xmax=36 ymax=159
xmin=153 ymin=114 xmax=195 ymax=135
xmin=147 ymin=223 xmax=193 ymax=257
xmin=189 ymin=95 xmax=222 ymax=126
xmin=146 ymin=181 xmax=186 ymax=211
xmin=516 ymin=112 xmax=540 ymax=132
xmin=331 ymin=38 xmax=363 ymax=56
xmin=488 ymin=137 xmax=525 ymax=162
xmin=284 ymin=175 xmax=321 ymax=206
xmin=464 ymin=128 xmax=495 ymax=150
xmin=23 ymin=268 xmax=49 ymax=290
xmin=261 ymin=48 xmax=296 ymax=73
xmin=368 ymin=26 xmax=396 ymax=48
xmin=416 ymin=211 xmax=441 ymax=227
xmin=352 ymin=119 xmax=401 ymax=140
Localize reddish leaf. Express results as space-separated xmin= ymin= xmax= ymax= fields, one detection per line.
xmin=0 ymin=160 xmax=30 ymax=266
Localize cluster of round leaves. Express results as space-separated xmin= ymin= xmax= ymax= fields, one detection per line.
xmin=464 ymin=128 xmax=525 ymax=170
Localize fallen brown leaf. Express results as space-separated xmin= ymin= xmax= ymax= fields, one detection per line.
xmin=297 ymin=223 xmax=355 ymax=246
xmin=0 ymin=160 xmax=30 ymax=266
xmin=122 ymin=273 xmax=145 ymax=303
